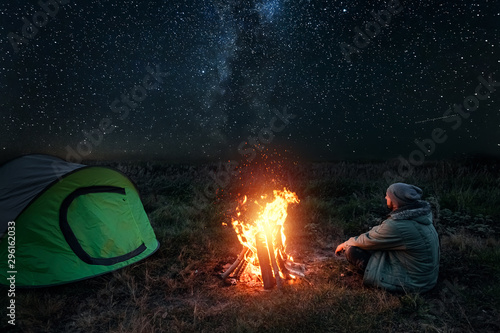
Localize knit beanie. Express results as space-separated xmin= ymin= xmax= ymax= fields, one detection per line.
xmin=386 ymin=183 xmax=423 ymax=208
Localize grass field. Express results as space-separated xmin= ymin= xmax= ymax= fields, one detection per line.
xmin=2 ymin=159 xmax=500 ymax=332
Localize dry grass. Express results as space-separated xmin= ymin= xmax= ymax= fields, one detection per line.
xmin=1 ymin=159 xmax=499 ymax=332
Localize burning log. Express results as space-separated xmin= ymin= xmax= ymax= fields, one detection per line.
xmin=221 ymin=188 xmax=304 ymax=289
xmin=284 ymin=260 xmax=306 ymax=278
xmin=255 ymin=232 xmax=275 ymax=289
xmin=233 ymin=257 xmax=248 ymax=279
xmin=276 ymin=247 xmax=290 ymax=278
xmin=263 ymin=228 xmax=283 ymax=289
xmin=221 ymin=248 xmax=249 ymax=280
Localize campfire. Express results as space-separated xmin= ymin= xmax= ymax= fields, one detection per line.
xmin=221 ymin=188 xmax=305 ymax=289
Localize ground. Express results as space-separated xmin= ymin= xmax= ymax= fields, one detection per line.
xmin=1 ymin=159 xmax=499 ymax=332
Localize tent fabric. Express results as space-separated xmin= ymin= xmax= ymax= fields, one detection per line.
xmin=0 ymin=154 xmax=85 ymax=235
xmin=0 ymin=155 xmax=159 ymax=287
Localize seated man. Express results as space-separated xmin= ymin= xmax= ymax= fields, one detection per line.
xmin=335 ymin=183 xmax=439 ymax=293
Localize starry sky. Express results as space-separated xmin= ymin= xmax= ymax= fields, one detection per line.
xmin=1 ymin=0 xmax=499 ymax=164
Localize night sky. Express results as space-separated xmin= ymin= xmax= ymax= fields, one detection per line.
xmin=1 ymin=0 xmax=499 ymax=164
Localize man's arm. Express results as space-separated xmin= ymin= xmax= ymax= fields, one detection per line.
xmin=343 ymin=220 xmax=407 ymax=251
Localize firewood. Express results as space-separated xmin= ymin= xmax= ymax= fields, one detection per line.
xmin=255 ymin=232 xmax=275 ymax=289
xmin=284 ymin=261 xmax=306 ymax=278
xmin=234 ymin=260 xmax=248 ymax=280
xmin=263 ymin=227 xmax=283 ymax=289
xmin=220 ymin=247 xmax=249 ymax=280
xmin=276 ymin=248 xmax=290 ymax=279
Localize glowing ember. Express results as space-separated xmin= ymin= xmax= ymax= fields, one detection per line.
xmin=227 ymin=188 xmax=300 ymax=288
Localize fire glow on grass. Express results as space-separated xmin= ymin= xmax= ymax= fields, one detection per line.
xmin=227 ymin=188 xmax=300 ymax=288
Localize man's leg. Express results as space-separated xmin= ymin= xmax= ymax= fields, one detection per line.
xmin=345 ymin=246 xmax=371 ymax=272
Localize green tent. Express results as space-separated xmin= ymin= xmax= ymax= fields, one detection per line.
xmin=0 ymin=154 xmax=159 ymax=287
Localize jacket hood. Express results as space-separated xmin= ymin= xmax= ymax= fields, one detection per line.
xmin=389 ymin=200 xmax=432 ymax=225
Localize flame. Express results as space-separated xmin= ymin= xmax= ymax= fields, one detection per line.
xmin=230 ymin=188 xmax=299 ymax=284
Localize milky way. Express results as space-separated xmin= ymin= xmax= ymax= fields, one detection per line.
xmin=0 ymin=0 xmax=499 ymax=163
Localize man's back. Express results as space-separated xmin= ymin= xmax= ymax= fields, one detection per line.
xmin=362 ymin=205 xmax=440 ymax=292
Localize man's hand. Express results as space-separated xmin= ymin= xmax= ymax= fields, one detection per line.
xmin=335 ymin=242 xmax=346 ymax=256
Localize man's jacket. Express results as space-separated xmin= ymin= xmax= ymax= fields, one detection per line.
xmin=345 ymin=201 xmax=439 ymax=292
